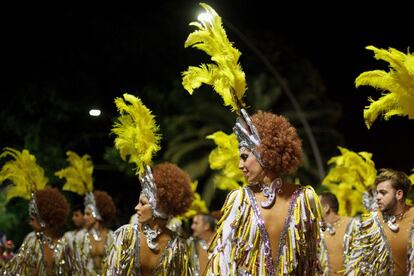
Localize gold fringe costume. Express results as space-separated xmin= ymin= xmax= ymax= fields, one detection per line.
xmin=1 ymin=231 xmax=81 ymax=275
xmin=63 ymin=229 xmax=80 ymax=253
xmin=206 ymin=185 xmax=323 ymax=275
xmin=75 ymin=228 xmax=114 ymax=275
xmin=104 ymin=224 xmax=191 ymax=275
xmin=0 ymin=148 xmax=79 ymax=275
xmin=344 ymin=211 xmax=414 ymax=275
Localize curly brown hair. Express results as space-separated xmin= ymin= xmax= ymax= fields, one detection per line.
xmin=36 ymin=187 xmax=69 ymax=228
xmin=94 ymin=190 xmax=116 ymax=223
xmin=152 ymin=162 xmax=194 ymax=217
xmin=252 ymin=111 xmax=303 ymax=175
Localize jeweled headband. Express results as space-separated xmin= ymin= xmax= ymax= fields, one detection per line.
xmin=233 ymin=108 xmax=263 ymax=166
xmin=84 ymin=192 xmax=102 ymax=220
xmin=139 ymin=165 xmax=168 ymax=219
xmin=29 ymin=193 xmax=47 ymax=228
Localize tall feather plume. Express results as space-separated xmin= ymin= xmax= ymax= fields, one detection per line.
xmin=182 ymin=2 xmax=247 ymax=113
xmin=55 ymin=151 xmax=94 ymax=195
xmin=322 ymin=146 xmax=377 ymax=216
xmin=0 ymin=147 xmax=48 ymax=202
xmin=177 ymin=180 xmax=209 ymax=222
xmin=355 ymin=45 xmax=414 ymax=128
xmin=207 ymin=131 xmax=247 ymax=190
xmin=111 ymin=93 xmax=161 ymax=175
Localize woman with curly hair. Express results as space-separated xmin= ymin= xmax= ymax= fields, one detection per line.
xmin=104 ymin=162 xmax=194 ymax=275
xmin=205 ymin=110 xmax=324 ymax=275
xmin=75 ymin=189 xmax=116 ymax=275
xmin=1 ymin=187 xmax=82 ymax=275
xmin=178 ymin=4 xmax=324 ymax=273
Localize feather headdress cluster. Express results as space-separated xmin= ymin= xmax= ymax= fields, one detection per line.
xmin=55 ymin=151 xmax=94 ymax=195
xmin=111 ymin=93 xmax=161 ymax=175
xmin=207 ymin=131 xmax=247 ymax=190
xmin=322 ymin=146 xmax=377 ymax=216
xmin=355 ymin=45 xmax=414 ymax=128
xmin=182 ymin=2 xmax=247 ymax=112
xmin=178 ymin=180 xmax=209 ymax=221
xmin=0 ymin=147 xmax=48 ymax=202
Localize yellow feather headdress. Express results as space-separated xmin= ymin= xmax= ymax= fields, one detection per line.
xmin=183 ymin=3 xmax=264 ymax=167
xmin=55 ymin=151 xmax=94 ymax=196
xmin=355 ymin=45 xmax=414 ymax=129
xmin=322 ymin=146 xmax=377 ymax=216
xmin=177 ymin=180 xmax=209 ymax=222
xmin=182 ymin=2 xmax=247 ymax=113
xmin=0 ymin=147 xmax=48 ymax=202
xmin=111 ymin=93 xmax=162 ymax=176
xmin=206 ymin=131 xmax=247 ymax=190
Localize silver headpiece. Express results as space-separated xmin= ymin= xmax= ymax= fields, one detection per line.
xmin=84 ymin=192 xmax=102 ymax=220
xmin=29 ymin=193 xmax=46 ymax=228
xmin=233 ymin=108 xmax=263 ymax=165
xmin=139 ymin=165 xmax=168 ymax=219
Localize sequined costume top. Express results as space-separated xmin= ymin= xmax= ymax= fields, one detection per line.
xmin=104 ymin=224 xmax=192 ymax=276
xmin=206 ymin=185 xmax=324 ymax=276
xmin=0 ymin=231 xmax=81 ymax=275
xmin=75 ymin=228 xmax=114 ymax=275
xmin=63 ymin=229 xmax=82 ymax=251
xmin=344 ymin=208 xmax=414 ymax=276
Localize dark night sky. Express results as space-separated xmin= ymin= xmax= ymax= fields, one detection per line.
xmin=4 ymin=2 xmax=414 ymax=174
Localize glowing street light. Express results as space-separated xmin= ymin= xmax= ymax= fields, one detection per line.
xmin=89 ymin=109 xmax=101 ymax=117
xmin=197 ymin=12 xmax=213 ymax=26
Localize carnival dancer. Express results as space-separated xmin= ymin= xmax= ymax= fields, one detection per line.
xmin=56 ymin=150 xmax=116 ymax=275
xmin=0 ymin=147 xmax=81 ymax=275
xmin=56 ymin=151 xmax=90 ymax=250
xmin=104 ymin=93 xmax=194 ymax=275
xmin=342 ymin=45 xmax=414 ymax=275
xmin=344 ymin=168 xmax=414 ymax=275
xmin=181 ymin=4 xmax=324 ymax=275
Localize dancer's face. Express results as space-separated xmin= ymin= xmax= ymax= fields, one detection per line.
xmin=72 ymin=210 xmax=85 ymax=228
xmin=376 ymin=180 xmax=399 ymax=212
xmin=239 ymin=147 xmax=265 ymax=183
xmin=29 ymin=215 xmax=42 ymax=232
xmin=135 ymin=194 xmax=153 ymax=223
xmin=83 ymin=207 xmax=97 ymax=229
